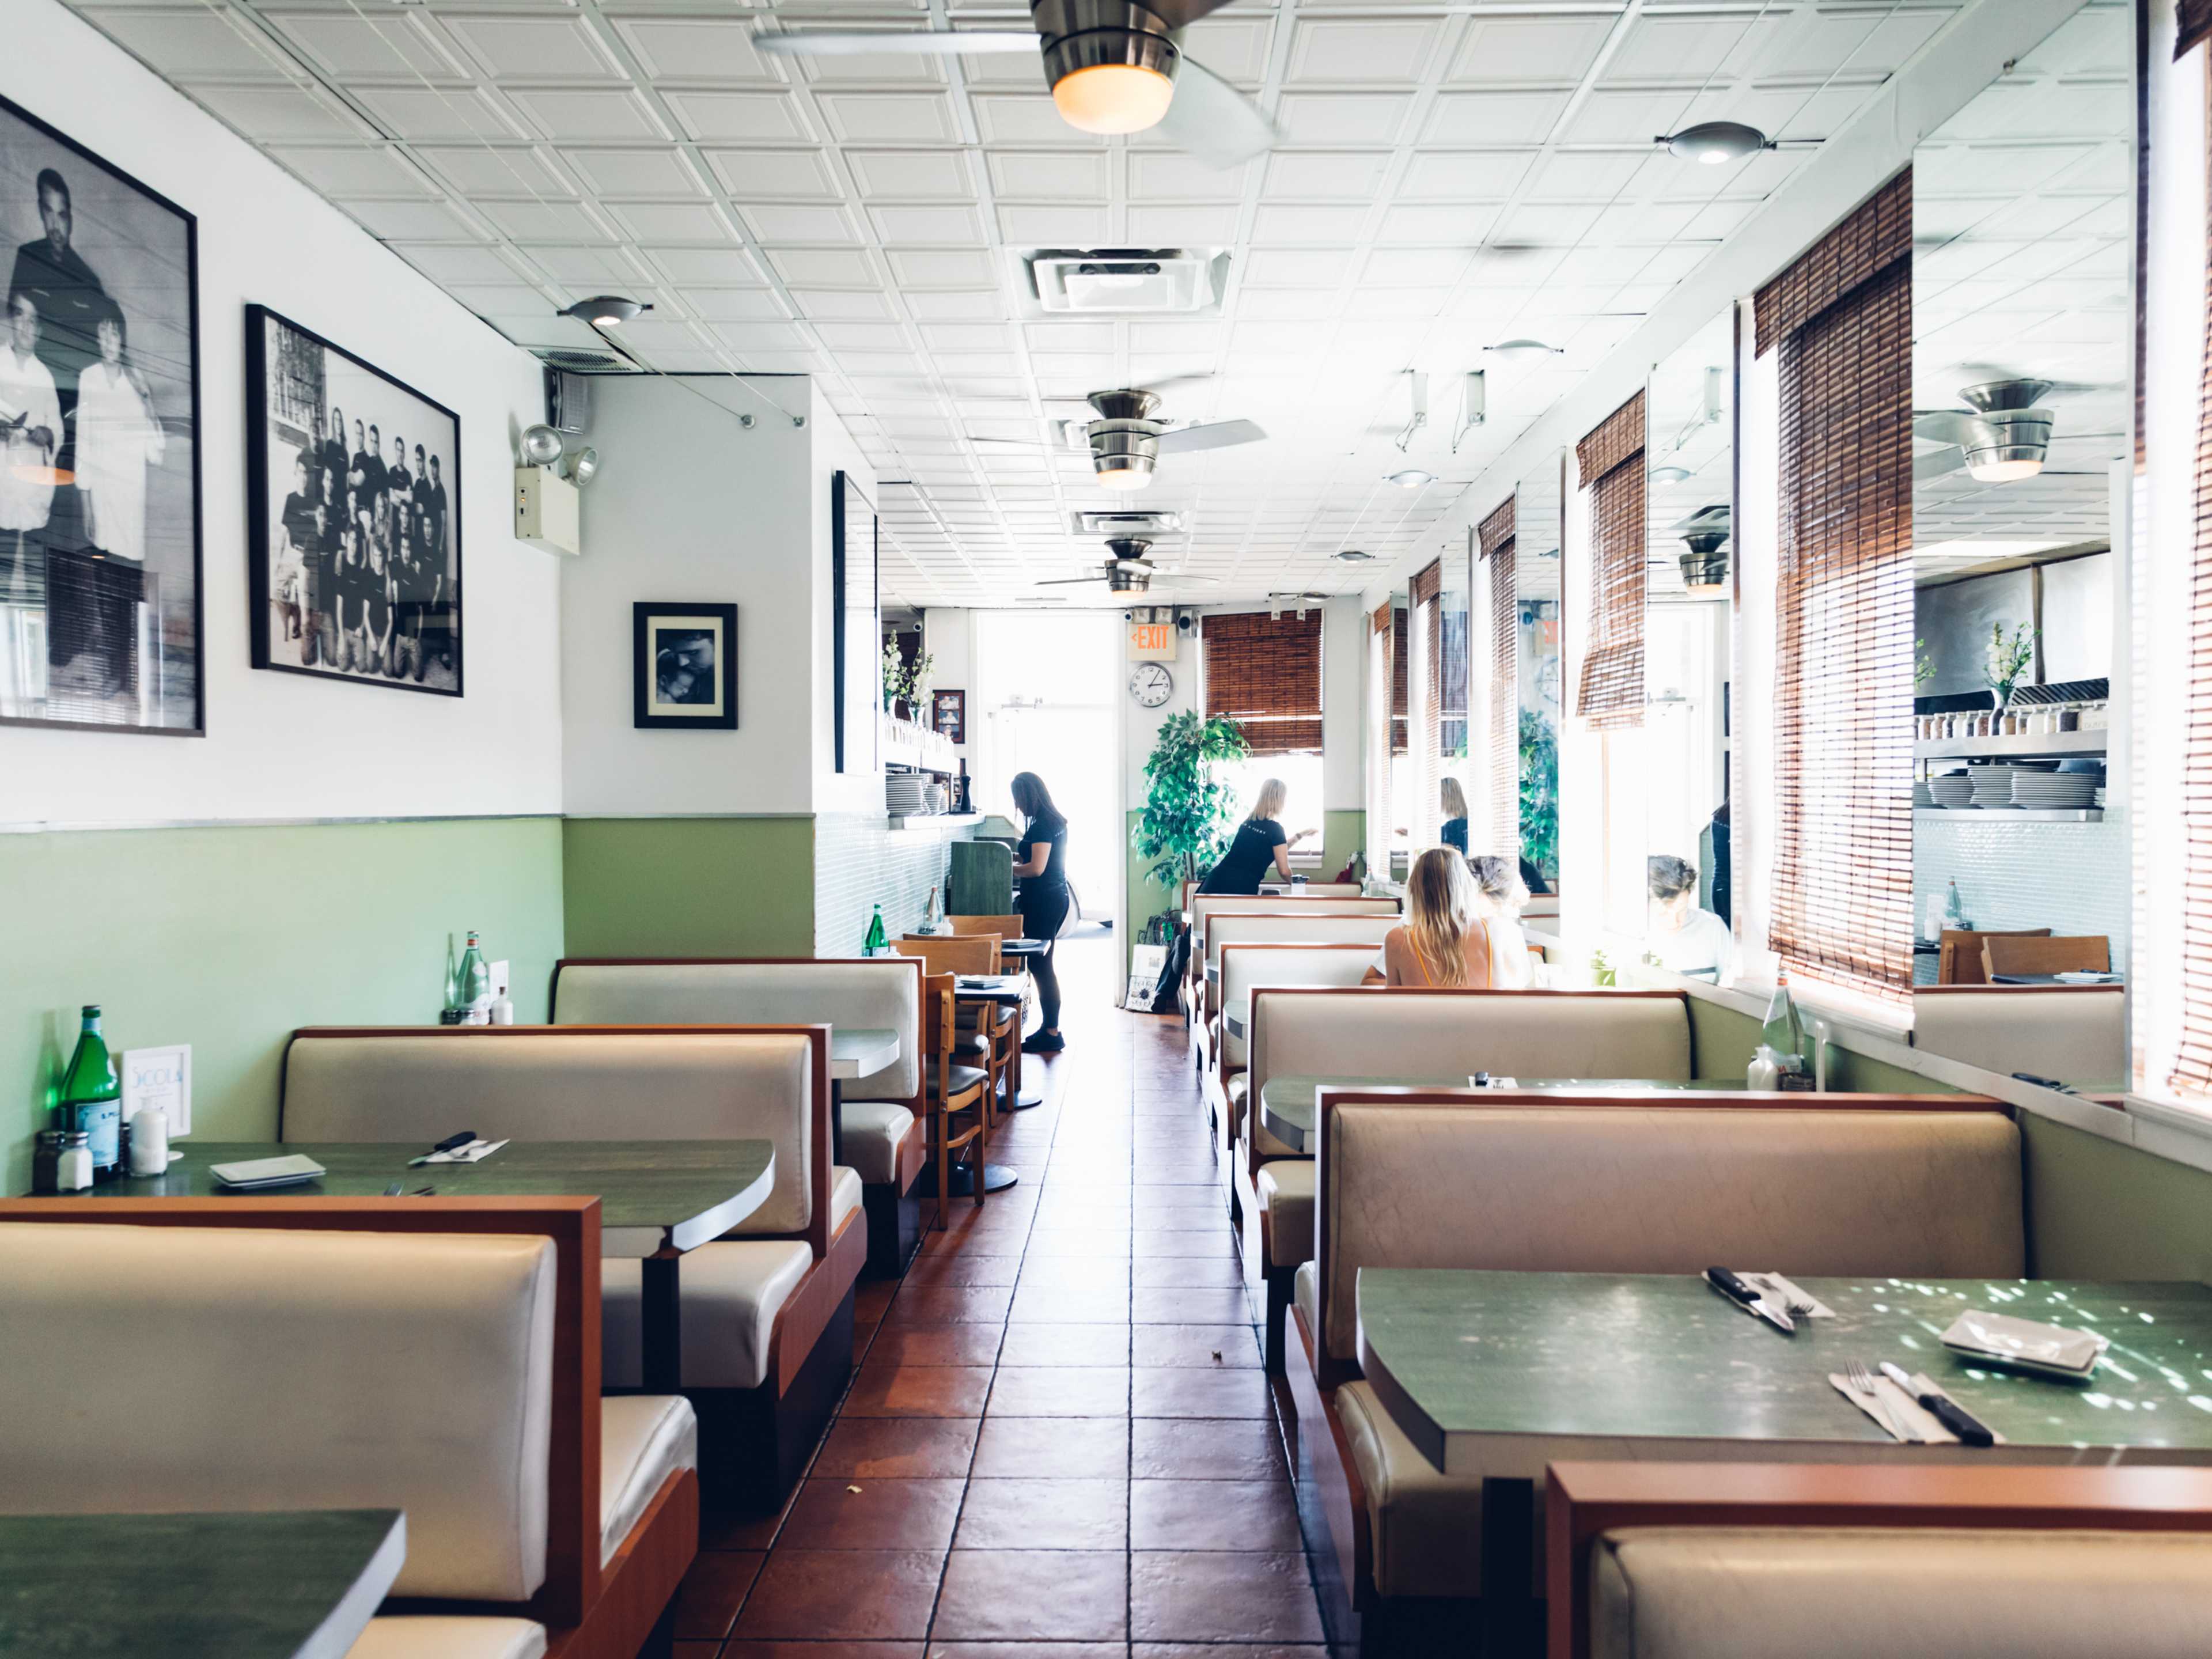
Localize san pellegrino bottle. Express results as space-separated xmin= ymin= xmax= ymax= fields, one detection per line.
xmin=1944 ymin=880 xmax=1966 ymax=931
xmin=1761 ymin=971 xmax=1806 ymax=1066
xmin=458 ymin=931 xmax=493 ymax=1020
xmin=443 ymin=935 xmax=462 ymax=1014
xmin=58 ymin=1005 xmax=122 ymax=1177
xmin=863 ymin=903 xmax=888 ymax=957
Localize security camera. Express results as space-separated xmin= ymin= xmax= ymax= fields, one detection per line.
xmin=1176 ymin=612 xmax=1194 ymax=634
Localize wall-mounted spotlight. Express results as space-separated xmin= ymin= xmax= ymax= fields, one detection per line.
xmin=519 ymin=423 xmax=563 ymax=466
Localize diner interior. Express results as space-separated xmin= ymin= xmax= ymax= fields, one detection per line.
xmin=12 ymin=0 xmax=2212 ymax=1655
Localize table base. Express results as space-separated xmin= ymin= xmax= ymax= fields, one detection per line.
xmin=641 ymin=1254 xmax=681 ymax=1395
xmin=941 ymin=1162 xmax=1020 ymax=1195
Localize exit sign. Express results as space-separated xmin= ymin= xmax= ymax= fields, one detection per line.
xmin=1128 ymin=620 xmax=1177 ymax=661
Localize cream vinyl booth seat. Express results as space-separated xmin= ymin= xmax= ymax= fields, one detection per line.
xmin=0 ymin=1219 xmax=696 ymax=1659
xmin=1213 ymin=941 xmax=1382 ymax=1154
xmin=1245 ymin=989 xmax=1694 ymax=1367
xmin=283 ymin=1027 xmax=866 ymax=1502
xmin=1299 ymin=1101 xmax=2023 ymax=1612
xmin=1911 ymin=984 xmax=2125 ymax=1084
xmin=1185 ymin=894 xmax=1400 ymax=1055
xmin=552 ymin=957 xmax=927 ymax=1274
xmin=1588 ymin=1527 xmax=2212 ymax=1659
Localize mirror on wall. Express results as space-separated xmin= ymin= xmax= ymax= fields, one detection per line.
xmin=1908 ymin=2 xmax=2130 ymax=1029
xmin=1515 ymin=456 xmax=1563 ymax=895
xmin=1642 ymin=312 xmax=1736 ymax=980
xmin=1384 ymin=587 xmax=1410 ymax=869
xmin=1437 ymin=533 xmax=1473 ymax=854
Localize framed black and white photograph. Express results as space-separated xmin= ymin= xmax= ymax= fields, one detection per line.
xmin=634 ymin=601 xmax=736 ymax=729
xmin=931 ymin=687 xmax=965 ymax=744
xmin=0 ymin=92 xmax=203 ymax=736
xmin=246 ymin=304 xmax=460 ymax=697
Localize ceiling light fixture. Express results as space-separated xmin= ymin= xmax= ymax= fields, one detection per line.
xmin=1094 ymin=457 xmax=1154 ymax=490
xmin=1486 ymin=338 xmax=1562 ymax=363
xmin=1959 ymin=378 xmax=2055 ymax=483
xmin=559 ymin=295 xmax=652 ymax=328
xmin=1659 ymin=120 xmax=1772 ymax=165
xmin=1332 ymin=549 xmax=1376 ymax=563
xmin=1040 ymin=0 xmax=1179 ymax=135
xmin=1386 ymin=469 xmax=1437 ymax=488
xmin=1651 ymin=464 xmax=1692 ymax=485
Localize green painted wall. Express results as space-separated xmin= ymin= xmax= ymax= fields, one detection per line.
xmin=2 ymin=817 xmax=564 ymax=1194
xmin=563 ymin=817 xmax=815 ymax=959
xmin=1321 ymin=808 xmax=1365 ymax=882
xmin=1124 ymin=808 xmax=1179 ymax=980
xmin=1685 ymin=994 xmax=1946 ymax=1093
xmin=2023 ymin=1115 xmax=2212 ymax=1281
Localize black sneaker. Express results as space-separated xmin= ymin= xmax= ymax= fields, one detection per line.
xmin=1021 ymin=1031 xmax=1066 ymax=1055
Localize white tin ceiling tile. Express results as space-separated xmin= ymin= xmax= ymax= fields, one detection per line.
xmin=1396 ymin=149 xmax=1532 ymax=199
xmin=904 ymin=290 xmax=1010 ymax=320
xmin=389 ymin=240 xmax=537 ymax=284
xmin=1444 ymin=14 xmax=1612 ymax=84
xmin=991 ymin=149 xmax=1113 ymax=198
xmin=338 ymin=197 xmax=483 ymax=241
xmin=662 ymin=90 xmax=811 ymax=142
xmin=887 ymin=247 xmax=999 ymax=285
xmin=415 ymin=142 xmax=577 ymax=196
xmin=974 ymin=94 xmax=1107 ymax=145
xmin=1274 ymin=92 xmax=1414 ymax=147
xmin=97 ymin=7 xmax=287 ymax=76
xmin=270 ymin=143 xmax=437 ymax=196
xmin=1420 ymin=89 xmax=1567 ymax=146
xmin=872 ymin=202 xmax=993 ymax=244
xmin=1124 ymin=202 xmax=1241 ymax=244
xmin=1250 ymin=203 xmax=1371 ymax=245
xmin=701 ymin=146 xmax=844 ymax=199
xmin=1285 ymin=18 xmax=1445 ymax=86
xmin=765 ymin=244 xmax=883 ymax=284
xmin=263 ymin=10 xmax=469 ymax=80
xmin=685 ymin=286 xmax=797 ymax=319
xmin=187 ymin=81 xmax=377 ymax=142
xmin=813 ymin=90 xmax=961 ymax=143
xmin=609 ymin=17 xmax=788 ymax=83
xmin=995 ymin=202 xmax=1112 ymax=243
xmin=438 ymin=14 xmax=626 ymax=79
xmin=743 ymin=201 xmax=866 ymax=243
xmin=850 ymin=147 xmax=980 ymax=199
xmin=475 ymin=198 xmax=618 ymax=241
xmin=604 ymin=200 xmax=737 ymax=242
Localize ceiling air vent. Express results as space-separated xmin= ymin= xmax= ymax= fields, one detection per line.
xmin=1024 ymin=249 xmax=1227 ymax=315
xmin=1072 ymin=510 xmax=1183 ymax=536
xmin=526 ymin=346 xmax=645 ymax=375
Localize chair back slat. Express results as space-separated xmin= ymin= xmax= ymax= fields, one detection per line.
xmin=1982 ymin=934 xmax=2111 ymax=979
xmin=896 ymin=935 xmax=1000 ymax=975
xmin=1936 ymin=927 xmax=2050 ymax=984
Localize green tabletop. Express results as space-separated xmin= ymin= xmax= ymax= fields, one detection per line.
xmin=1358 ymin=1269 xmax=2212 ymax=1477
xmin=0 ymin=1509 xmax=404 ymax=1659
xmin=46 ymin=1140 xmax=775 ymax=1258
xmin=1257 ymin=1075 xmax=1747 ymax=1153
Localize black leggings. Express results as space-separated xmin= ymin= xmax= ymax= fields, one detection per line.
xmin=1021 ymin=885 xmax=1071 ymax=1029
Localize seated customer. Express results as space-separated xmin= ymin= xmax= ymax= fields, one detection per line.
xmin=1198 ymin=777 xmax=1315 ymax=895
xmin=1646 ymin=853 xmax=1737 ymax=982
xmin=1366 ymin=846 xmax=1533 ymax=988
xmin=1440 ymin=775 xmax=1469 ymax=853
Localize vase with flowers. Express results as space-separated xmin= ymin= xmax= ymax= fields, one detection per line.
xmin=1984 ymin=622 xmax=2036 ymax=729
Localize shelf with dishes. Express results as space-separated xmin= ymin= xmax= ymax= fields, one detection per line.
xmin=1916 ymin=758 xmax=2105 ymax=819
xmin=1912 ymin=729 xmax=2108 ymax=762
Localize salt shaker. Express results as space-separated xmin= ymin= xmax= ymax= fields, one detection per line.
xmin=127 ymin=1106 xmax=170 ymax=1176
xmin=56 ymin=1131 xmax=94 ymax=1192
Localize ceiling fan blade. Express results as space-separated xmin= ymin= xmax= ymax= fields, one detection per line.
xmin=1912 ymin=409 xmax=1988 ymax=448
xmin=1157 ymin=573 xmax=1221 ymax=584
xmin=1156 ymin=56 xmax=1276 ymax=169
xmin=1914 ymin=446 xmax=1968 ymax=483
xmin=1145 ymin=0 xmax=1244 ymax=30
xmin=968 ymin=435 xmax=1057 ymax=449
xmin=1034 ymin=575 xmax=1109 ymax=585
xmin=1156 ymin=417 xmax=1267 ymax=454
xmin=756 ymin=29 xmax=1036 ymax=55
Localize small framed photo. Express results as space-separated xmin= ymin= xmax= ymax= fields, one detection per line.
xmin=120 ymin=1043 xmax=191 ymax=1136
xmin=931 ymin=687 xmax=966 ymax=744
xmin=634 ymin=601 xmax=736 ymax=729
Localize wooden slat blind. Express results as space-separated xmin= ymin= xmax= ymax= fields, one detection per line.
xmin=1574 ymin=391 xmax=1647 ymax=730
xmin=1755 ymin=170 xmax=1915 ymax=1004
xmin=2180 ymin=0 xmax=2212 ymax=58
xmin=1481 ymin=497 xmax=1517 ymax=862
xmin=1410 ymin=559 xmax=1442 ymax=607
xmin=2171 ymin=74 xmax=2212 ymax=1090
xmin=1391 ymin=608 xmax=1408 ymax=756
xmin=1203 ymin=608 xmax=1324 ymax=755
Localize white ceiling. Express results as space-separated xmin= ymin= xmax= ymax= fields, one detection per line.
xmin=70 ymin=0 xmax=1981 ymax=604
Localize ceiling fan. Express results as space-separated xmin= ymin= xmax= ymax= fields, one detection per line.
xmin=972 ymin=387 xmax=1266 ymax=490
xmin=1035 ymin=537 xmax=1222 ymax=594
xmin=1914 ymin=375 xmax=2124 ymax=484
xmin=753 ymin=0 xmax=1275 ymax=168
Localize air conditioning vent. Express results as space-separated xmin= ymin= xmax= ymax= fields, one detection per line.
xmin=528 ymin=346 xmax=644 ymax=374
xmin=1024 ymin=249 xmax=1227 ymax=315
xmin=1072 ymin=510 xmax=1183 ymax=535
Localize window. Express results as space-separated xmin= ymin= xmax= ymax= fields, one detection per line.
xmin=1202 ymin=609 xmax=1323 ymax=755
xmin=1575 ymin=391 xmax=1647 ymax=730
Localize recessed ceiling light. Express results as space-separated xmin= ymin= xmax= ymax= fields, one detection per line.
xmin=1486 ymin=338 xmax=1561 ymax=363
xmin=1332 ymin=549 xmax=1376 ymax=563
xmin=1659 ymin=121 xmax=1772 ymax=165
xmin=559 ymin=295 xmax=652 ymax=327
xmin=1651 ymin=464 xmax=1692 ymax=484
xmin=1385 ymin=469 xmax=1437 ymax=488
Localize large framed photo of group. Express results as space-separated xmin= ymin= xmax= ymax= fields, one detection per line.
xmin=0 ymin=92 xmax=204 ymax=736
xmin=246 ymin=304 xmax=461 ymax=696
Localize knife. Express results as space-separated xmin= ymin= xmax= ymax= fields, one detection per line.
xmin=1705 ymin=1266 xmax=1795 ymax=1334
xmin=1880 ymin=1362 xmax=1995 ymax=1446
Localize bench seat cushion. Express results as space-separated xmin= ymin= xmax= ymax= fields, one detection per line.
xmin=831 ymin=1165 xmax=863 ymax=1234
xmin=600 ymin=1395 xmax=698 ymax=1566
xmin=1591 ymin=1527 xmax=2212 ymax=1659
xmin=346 ymin=1620 xmax=546 ymax=1659
xmin=1226 ymin=1073 xmax=1248 ymax=1132
xmin=1257 ymin=1160 xmax=1315 ymax=1268
xmin=602 ymin=1240 xmax=813 ymax=1390
xmin=1337 ymin=1378 xmax=1482 ymax=1600
xmin=1294 ymin=1259 xmax=1319 ymax=1351
xmin=838 ymin=1101 xmax=915 ymax=1186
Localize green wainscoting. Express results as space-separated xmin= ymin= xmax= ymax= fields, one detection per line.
xmin=1 ymin=817 xmax=564 ymax=1194
xmin=563 ymin=816 xmax=815 ymax=959
xmin=2022 ymin=1115 xmax=2212 ymax=1281
xmin=1684 ymin=994 xmax=1936 ymax=1095
xmin=1321 ymin=808 xmax=1365 ymax=883
xmin=1124 ymin=808 xmax=1179 ymax=982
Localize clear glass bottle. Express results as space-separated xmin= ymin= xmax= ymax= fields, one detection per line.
xmin=863 ymin=903 xmax=888 ymax=957
xmin=58 ymin=1006 xmax=122 ymax=1178
xmin=1760 ymin=972 xmax=1806 ymax=1067
xmin=918 ymin=885 xmax=946 ymax=936
xmin=457 ymin=931 xmax=492 ymax=1021
xmin=1944 ymin=880 xmax=1965 ymax=931
xmin=443 ymin=935 xmax=461 ymax=1015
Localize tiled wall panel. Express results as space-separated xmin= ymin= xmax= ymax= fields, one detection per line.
xmin=815 ymin=812 xmax=972 ymax=958
xmin=1913 ymin=817 xmax=2128 ymax=983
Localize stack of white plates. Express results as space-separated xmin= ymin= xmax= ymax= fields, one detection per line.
xmin=2012 ymin=772 xmax=2100 ymax=810
xmin=1928 ymin=773 xmax=1976 ymax=808
xmin=887 ymin=774 xmax=929 ymax=815
xmin=1912 ymin=781 xmax=1935 ymax=808
xmin=1969 ymin=765 xmax=2019 ymax=806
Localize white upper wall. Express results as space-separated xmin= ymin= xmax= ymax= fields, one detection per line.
xmin=0 ymin=0 xmax=558 ymax=828
xmin=563 ymin=374 xmax=814 ymax=816
xmin=810 ymin=387 xmax=882 ymax=819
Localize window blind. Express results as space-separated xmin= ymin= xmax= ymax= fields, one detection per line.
xmin=1574 ymin=391 xmax=1647 ymax=730
xmin=1753 ymin=169 xmax=1915 ymax=1004
xmin=1203 ymin=609 xmax=1324 ymax=755
xmin=1480 ymin=496 xmax=1518 ymax=861
xmin=2170 ymin=68 xmax=2212 ymax=1091
xmin=1391 ymin=607 xmax=1408 ymax=756
xmin=2180 ymin=0 xmax=2212 ymax=58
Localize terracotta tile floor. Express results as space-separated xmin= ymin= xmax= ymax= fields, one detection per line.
xmin=673 ymin=929 xmax=1330 ymax=1658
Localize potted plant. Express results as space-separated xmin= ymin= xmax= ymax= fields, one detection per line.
xmin=1984 ymin=622 xmax=2036 ymax=729
xmin=881 ymin=638 xmax=933 ymax=724
xmin=1132 ymin=711 xmax=1249 ymax=930
xmin=1518 ymin=707 xmax=1559 ymax=885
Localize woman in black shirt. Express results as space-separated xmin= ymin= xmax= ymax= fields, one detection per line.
xmin=1010 ymin=772 xmax=1070 ymax=1055
xmin=1197 ymin=778 xmax=1312 ymax=895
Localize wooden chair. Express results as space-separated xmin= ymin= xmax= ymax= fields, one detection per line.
xmin=896 ymin=935 xmax=1013 ymax=1109
xmin=919 ymin=972 xmax=988 ymax=1228
xmin=896 ymin=934 xmax=999 ymax=976
xmin=1937 ymin=927 xmax=2050 ymax=985
xmin=1983 ymin=933 xmax=2112 ymax=980
xmin=946 ymin=913 xmax=1025 ymax=940
xmin=942 ymin=917 xmax=1027 ymax=1099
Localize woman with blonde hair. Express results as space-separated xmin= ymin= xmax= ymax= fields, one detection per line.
xmin=1440 ymin=775 xmax=1470 ymax=854
xmin=1367 ymin=846 xmax=1533 ymax=987
xmin=1196 ymin=777 xmax=1314 ymax=895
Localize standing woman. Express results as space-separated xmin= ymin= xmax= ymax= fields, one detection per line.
xmin=1009 ymin=771 xmax=1071 ymax=1055
xmin=1197 ymin=778 xmax=1313 ymax=895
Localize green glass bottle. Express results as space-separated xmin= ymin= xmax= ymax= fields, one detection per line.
xmin=458 ymin=931 xmax=492 ymax=1018
xmin=443 ymin=934 xmax=461 ymax=1014
xmin=58 ymin=1005 xmax=122 ymax=1177
xmin=862 ymin=903 xmax=888 ymax=957
xmin=1760 ymin=970 xmax=1806 ymax=1065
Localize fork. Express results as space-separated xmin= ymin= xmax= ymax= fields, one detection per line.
xmin=1846 ymin=1359 xmax=1910 ymax=1441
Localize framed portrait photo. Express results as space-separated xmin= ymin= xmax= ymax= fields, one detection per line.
xmin=931 ymin=687 xmax=965 ymax=744
xmin=0 ymin=91 xmax=204 ymax=736
xmin=245 ymin=304 xmax=461 ymax=696
xmin=634 ymin=601 xmax=736 ymax=730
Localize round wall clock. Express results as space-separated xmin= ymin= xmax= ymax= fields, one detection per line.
xmin=1129 ymin=662 xmax=1174 ymax=708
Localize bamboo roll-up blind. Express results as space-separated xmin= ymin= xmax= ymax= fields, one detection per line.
xmin=1574 ymin=391 xmax=1648 ymax=730
xmin=1391 ymin=607 xmax=1408 ymax=756
xmin=1480 ymin=497 xmax=1518 ymax=863
xmin=2169 ymin=76 xmax=2212 ymax=1092
xmin=2180 ymin=0 xmax=2212 ymax=58
xmin=1753 ymin=170 xmax=1915 ymax=1004
xmin=1203 ymin=609 xmax=1324 ymax=755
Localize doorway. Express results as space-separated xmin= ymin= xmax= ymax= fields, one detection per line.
xmin=971 ymin=609 xmax=1119 ymax=920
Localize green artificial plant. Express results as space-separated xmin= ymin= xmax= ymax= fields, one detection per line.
xmin=1133 ymin=711 xmax=1249 ymax=916
xmin=1518 ymin=707 xmax=1560 ymax=881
